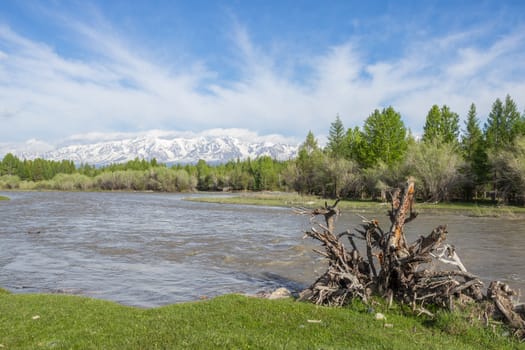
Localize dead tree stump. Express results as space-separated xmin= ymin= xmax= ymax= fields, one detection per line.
xmin=295 ymin=179 xmax=524 ymax=339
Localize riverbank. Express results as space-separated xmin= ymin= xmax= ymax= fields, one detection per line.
xmin=185 ymin=192 xmax=525 ymax=217
xmin=0 ymin=288 xmax=522 ymax=349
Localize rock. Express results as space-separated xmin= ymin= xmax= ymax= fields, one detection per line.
xmin=268 ymin=287 xmax=292 ymax=300
xmin=374 ymin=313 xmax=386 ymax=321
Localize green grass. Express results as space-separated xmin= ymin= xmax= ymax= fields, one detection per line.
xmin=0 ymin=289 xmax=522 ymax=349
xmin=0 ymin=195 xmax=9 ymax=200
xmin=186 ymin=192 xmax=525 ymax=217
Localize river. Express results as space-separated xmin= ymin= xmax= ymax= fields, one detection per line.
xmin=1 ymin=191 xmax=524 ymax=307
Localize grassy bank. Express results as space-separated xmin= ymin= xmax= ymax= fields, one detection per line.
xmin=186 ymin=192 xmax=525 ymax=217
xmin=0 ymin=195 xmax=8 ymax=200
xmin=0 ymin=289 xmax=521 ymax=349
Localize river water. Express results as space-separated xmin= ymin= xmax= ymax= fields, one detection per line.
xmin=1 ymin=191 xmax=524 ymax=307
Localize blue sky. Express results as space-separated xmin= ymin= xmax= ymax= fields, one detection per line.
xmin=1 ymin=0 xmax=525 ymax=148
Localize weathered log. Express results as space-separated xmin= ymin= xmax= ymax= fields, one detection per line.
xmin=487 ymin=281 xmax=525 ymax=330
xmin=386 ymin=180 xmax=416 ymax=254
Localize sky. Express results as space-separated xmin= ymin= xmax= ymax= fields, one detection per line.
xmin=1 ymin=0 xmax=525 ymax=149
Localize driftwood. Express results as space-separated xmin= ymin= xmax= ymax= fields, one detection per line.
xmin=295 ymin=179 xmax=524 ymax=339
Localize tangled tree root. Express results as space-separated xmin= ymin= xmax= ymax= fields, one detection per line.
xmin=295 ymin=179 xmax=524 ymax=339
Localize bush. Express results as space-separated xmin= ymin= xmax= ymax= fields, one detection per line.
xmin=0 ymin=175 xmax=21 ymax=189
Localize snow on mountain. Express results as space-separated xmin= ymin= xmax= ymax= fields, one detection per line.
xmin=12 ymin=133 xmax=299 ymax=166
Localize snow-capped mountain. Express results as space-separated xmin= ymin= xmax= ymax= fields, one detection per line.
xmin=12 ymin=134 xmax=299 ymax=166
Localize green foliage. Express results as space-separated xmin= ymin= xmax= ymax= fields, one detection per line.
xmin=360 ymin=106 xmax=408 ymax=168
xmin=252 ymin=156 xmax=279 ymax=190
xmin=0 ymin=153 xmax=75 ymax=181
xmin=343 ymin=126 xmax=365 ymax=163
xmin=360 ymin=161 xmax=406 ymax=200
xmin=0 ymin=153 xmax=20 ymax=176
xmin=294 ymin=131 xmax=327 ymax=195
xmin=490 ymin=136 xmax=525 ymax=204
xmin=423 ymin=104 xmax=460 ymax=144
xmin=47 ymin=173 xmax=94 ymax=191
xmin=189 ymin=192 xmax=525 ymax=216
xmin=484 ymin=95 xmax=522 ymax=152
xmin=404 ymin=139 xmax=463 ymax=202
xmin=0 ymin=175 xmax=21 ymax=189
xmin=326 ymin=114 xmax=346 ymax=158
xmin=324 ymin=157 xmax=360 ymax=198
xmin=460 ymin=103 xmax=489 ymax=200
xmin=102 ymin=157 xmax=161 ymax=172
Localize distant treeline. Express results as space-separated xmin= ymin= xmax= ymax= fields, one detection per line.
xmin=0 ymin=155 xmax=287 ymax=193
xmin=2 ymin=95 xmax=525 ymax=205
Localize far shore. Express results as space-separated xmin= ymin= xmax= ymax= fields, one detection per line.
xmin=3 ymin=188 xmax=525 ymax=217
xmin=184 ymin=191 xmax=525 ymax=218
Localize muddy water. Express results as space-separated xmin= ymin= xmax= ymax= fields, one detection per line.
xmin=1 ymin=191 xmax=524 ymax=307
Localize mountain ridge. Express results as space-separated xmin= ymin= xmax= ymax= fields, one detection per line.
xmin=11 ymin=134 xmax=299 ymax=166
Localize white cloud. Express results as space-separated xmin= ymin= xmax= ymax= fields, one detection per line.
xmin=0 ymin=13 xmax=524 ymax=147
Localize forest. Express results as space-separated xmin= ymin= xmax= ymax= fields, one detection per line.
xmin=1 ymin=94 xmax=525 ymax=205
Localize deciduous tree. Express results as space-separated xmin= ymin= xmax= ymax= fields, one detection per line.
xmin=404 ymin=139 xmax=463 ymax=202
xmin=360 ymin=106 xmax=408 ymax=168
xmin=422 ymin=105 xmax=460 ymax=144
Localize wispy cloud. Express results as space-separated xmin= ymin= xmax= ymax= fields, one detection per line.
xmin=0 ymin=6 xmax=524 ymax=148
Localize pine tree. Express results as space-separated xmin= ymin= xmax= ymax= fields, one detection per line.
xmin=460 ymin=103 xmax=488 ymax=199
xmin=461 ymin=103 xmax=483 ymax=161
xmin=484 ymin=94 xmax=521 ymax=149
xmin=484 ymin=95 xmax=524 ymax=201
xmin=503 ymin=94 xmax=522 ymax=142
xmin=326 ymin=114 xmax=346 ymax=158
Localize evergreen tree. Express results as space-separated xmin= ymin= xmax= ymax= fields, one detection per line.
xmin=460 ymin=103 xmax=488 ymax=200
xmin=503 ymin=94 xmax=523 ymax=141
xmin=461 ymin=104 xmax=483 ymax=158
xmin=326 ymin=114 xmax=346 ymax=158
xmin=301 ymin=130 xmax=319 ymax=155
xmin=484 ymin=96 xmax=517 ymax=152
xmin=485 ymin=98 xmax=501 ymax=146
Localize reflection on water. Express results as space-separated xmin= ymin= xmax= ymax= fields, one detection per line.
xmin=0 ymin=191 xmax=524 ymax=307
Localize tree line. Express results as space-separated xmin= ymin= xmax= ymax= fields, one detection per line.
xmin=1 ymin=94 xmax=525 ymax=204
xmin=295 ymin=94 xmax=525 ymax=204
xmin=0 ymin=154 xmax=287 ymax=193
